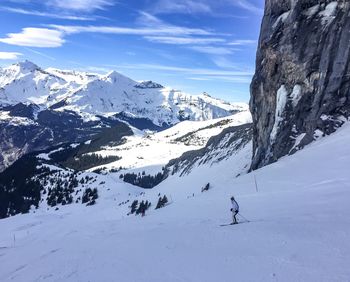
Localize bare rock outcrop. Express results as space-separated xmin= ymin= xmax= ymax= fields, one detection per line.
xmin=250 ymin=0 xmax=350 ymax=169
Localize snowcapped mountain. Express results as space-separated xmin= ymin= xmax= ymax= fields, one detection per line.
xmin=0 ymin=61 xmax=248 ymax=171
xmin=0 ymin=61 xmax=246 ymax=126
xmin=0 ymin=61 xmax=97 ymax=106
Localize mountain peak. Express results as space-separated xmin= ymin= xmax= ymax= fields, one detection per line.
xmin=103 ymin=70 xmax=136 ymax=85
xmin=135 ymin=81 xmax=164 ymax=89
xmin=105 ymin=70 xmax=126 ymax=80
xmin=15 ymin=60 xmax=40 ymax=72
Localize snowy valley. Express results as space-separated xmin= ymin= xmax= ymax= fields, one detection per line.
xmin=0 ymin=115 xmax=349 ymax=282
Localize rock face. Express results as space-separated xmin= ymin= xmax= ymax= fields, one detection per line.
xmin=250 ymin=0 xmax=350 ymax=169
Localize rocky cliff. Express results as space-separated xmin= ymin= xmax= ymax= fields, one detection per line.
xmin=250 ymin=0 xmax=350 ymax=169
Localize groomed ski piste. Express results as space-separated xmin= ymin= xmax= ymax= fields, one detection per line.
xmin=1 ymin=122 xmax=350 ymax=282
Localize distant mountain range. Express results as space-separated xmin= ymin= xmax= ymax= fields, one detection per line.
xmin=0 ymin=60 xmax=246 ymax=126
xmin=0 ymin=61 xmax=248 ymax=171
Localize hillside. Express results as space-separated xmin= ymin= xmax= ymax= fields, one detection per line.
xmin=0 ymin=110 xmax=251 ymax=218
xmin=0 ymin=119 xmax=349 ymax=282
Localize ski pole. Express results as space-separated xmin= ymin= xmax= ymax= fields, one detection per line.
xmin=238 ymin=213 xmax=250 ymax=222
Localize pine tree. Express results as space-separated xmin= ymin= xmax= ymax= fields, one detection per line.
xmin=161 ymin=195 xmax=168 ymax=206
xmin=136 ymin=200 xmax=145 ymax=215
xmin=130 ymin=200 xmax=138 ymax=214
xmin=155 ymin=197 xmax=162 ymax=209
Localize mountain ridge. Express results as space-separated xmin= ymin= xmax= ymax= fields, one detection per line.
xmin=1 ymin=60 xmax=246 ymax=125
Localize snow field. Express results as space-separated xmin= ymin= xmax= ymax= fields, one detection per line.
xmin=1 ymin=123 xmax=350 ymax=281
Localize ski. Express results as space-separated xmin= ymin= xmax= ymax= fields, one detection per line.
xmin=220 ymin=223 xmax=238 ymax=226
xmin=219 ymin=221 xmax=249 ymax=226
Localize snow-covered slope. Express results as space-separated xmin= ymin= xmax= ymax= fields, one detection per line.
xmin=0 ymin=109 xmax=252 ymax=217
xmin=0 ymin=120 xmax=349 ymax=281
xmin=82 ymin=111 xmax=252 ymax=174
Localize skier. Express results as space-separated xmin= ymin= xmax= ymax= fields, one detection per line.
xmin=230 ymin=196 xmax=239 ymax=224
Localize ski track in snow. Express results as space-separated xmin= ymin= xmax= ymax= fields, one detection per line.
xmin=1 ymin=128 xmax=350 ymax=281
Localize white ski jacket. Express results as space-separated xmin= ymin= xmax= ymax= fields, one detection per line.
xmin=231 ymin=199 xmax=239 ymax=212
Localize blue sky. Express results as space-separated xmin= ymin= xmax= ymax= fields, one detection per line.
xmin=0 ymin=0 xmax=263 ymax=102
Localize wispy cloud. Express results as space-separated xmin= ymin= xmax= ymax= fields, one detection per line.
xmin=187 ymin=77 xmax=212 ymax=81
xmin=50 ymin=23 xmax=212 ymax=36
xmin=187 ymin=76 xmax=251 ymax=83
xmin=188 ymin=46 xmax=235 ymax=55
xmin=150 ymin=0 xmax=262 ymax=16
xmin=116 ymin=63 xmax=253 ymax=84
xmin=211 ymin=56 xmax=250 ymax=70
xmin=0 ymin=6 xmax=94 ymax=20
xmin=0 ymin=51 xmax=23 ymax=60
xmin=46 ymin=0 xmax=115 ymax=12
xmin=144 ymin=36 xmax=226 ymax=45
xmin=0 ymin=9 xmax=216 ymax=49
xmin=0 ymin=7 xmax=254 ymax=57
xmin=0 ymin=28 xmax=65 ymax=48
xmin=116 ymin=63 xmax=253 ymax=77
xmin=230 ymin=0 xmax=263 ymax=15
xmin=152 ymin=0 xmax=211 ymax=15
xmin=228 ymin=39 xmax=257 ymax=46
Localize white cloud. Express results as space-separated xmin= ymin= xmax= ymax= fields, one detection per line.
xmin=0 ymin=6 xmax=94 ymax=20
xmin=117 ymin=63 xmax=253 ymax=83
xmin=116 ymin=63 xmax=253 ymax=77
xmin=187 ymin=77 xmax=212 ymax=81
xmin=188 ymin=46 xmax=234 ymax=55
xmin=47 ymin=0 xmax=115 ymax=12
xmin=152 ymin=0 xmax=211 ymax=15
xmin=0 ymin=52 xmax=22 ymax=60
xmin=211 ymin=57 xmax=244 ymax=69
xmin=228 ymin=39 xmax=257 ymax=46
xmin=200 ymin=75 xmax=252 ymax=83
xmin=231 ymin=0 xmax=263 ymax=14
xmin=0 ymin=15 xmax=213 ymax=49
xmin=137 ymin=11 xmax=166 ymax=26
xmin=0 ymin=28 xmax=65 ymax=48
xmin=50 ymin=24 xmax=212 ymax=36
xmin=151 ymin=0 xmax=263 ymax=16
xmin=144 ymin=36 xmax=226 ymax=45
